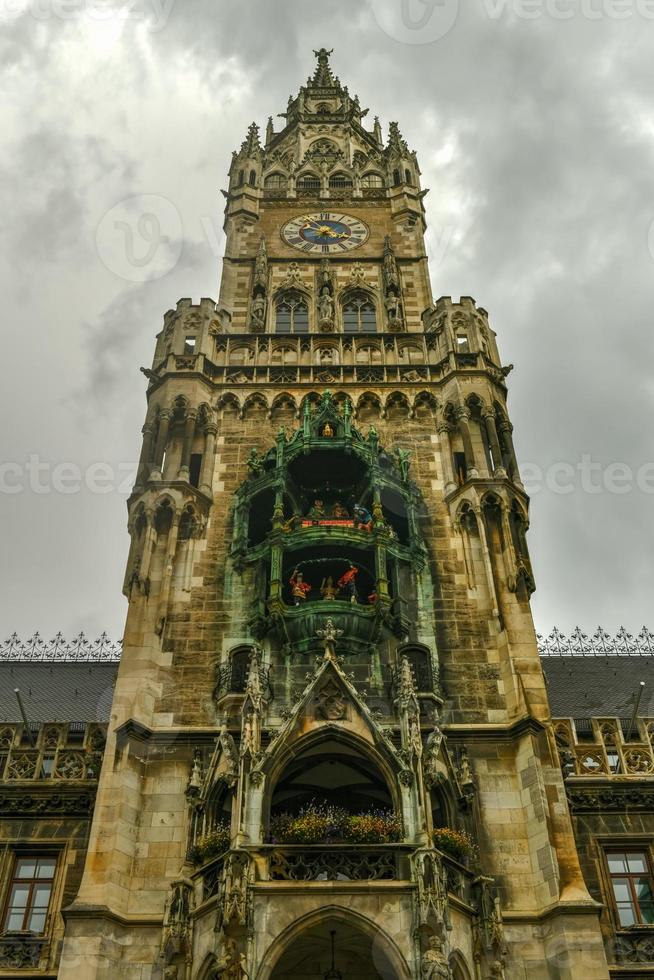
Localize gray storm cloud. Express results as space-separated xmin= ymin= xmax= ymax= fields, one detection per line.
xmin=0 ymin=0 xmax=652 ymax=638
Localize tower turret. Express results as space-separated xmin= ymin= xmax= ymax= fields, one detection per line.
xmin=59 ymin=49 xmax=611 ymax=980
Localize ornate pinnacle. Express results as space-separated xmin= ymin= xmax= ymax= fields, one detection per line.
xmin=241 ymin=121 xmax=261 ymax=155
xmin=316 ymin=618 xmax=344 ymax=660
xmin=310 ymin=47 xmax=337 ymax=87
xmin=388 ymin=121 xmax=408 ymax=153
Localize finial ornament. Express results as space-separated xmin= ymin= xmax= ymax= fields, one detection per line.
xmin=316 ymin=618 xmax=344 ymax=660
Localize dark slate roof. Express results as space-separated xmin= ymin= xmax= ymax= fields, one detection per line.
xmin=0 ymin=662 xmax=117 ymax=723
xmin=541 ymin=655 xmax=654 ymax=720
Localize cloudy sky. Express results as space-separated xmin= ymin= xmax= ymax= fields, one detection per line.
xmin=1 ymin=0 xmax=653 ymax=643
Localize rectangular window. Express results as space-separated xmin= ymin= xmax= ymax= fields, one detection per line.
xmin=184 ymin=336 xmax=196 ymax=354
xmin=607 ymin=850 xmax=654 ymax=927
xmin=189 ymin=453 xmax=202 ymax=489
xmin=2 ymin=855 xmax=57 ymax=933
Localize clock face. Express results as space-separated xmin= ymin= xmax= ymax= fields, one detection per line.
xmin=282 ymin=212 xmax=369 ymax=254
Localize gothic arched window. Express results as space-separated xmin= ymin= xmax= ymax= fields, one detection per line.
xmin=275 ymin=292 xmax=309 ymax=334
xmin=343 ymin=293 xmax=377 ymax=333
xmin=237 ymin=169 xmax=244 ymax=186
xmin=392 ymin=169 xmax=401 ymax=187
xmin=248 ymin=170 xmax=256 ymax=186
xmin=297 ymin=172 xmax=320 ymax=190
xmin=404 ymin=168 xmax=413 ymax=185
xmin=264 ymin=172 xmax=286 ymax=189
xmin=329 ymin=171 xmax=353 ymax=189
xmin=361 ymin=172 xmax=384 ymax=188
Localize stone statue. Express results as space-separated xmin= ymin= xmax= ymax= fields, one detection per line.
xmin=163 ymin=967 xmax=179 ymax=980
xmin=385 ymin=293 xmax=403 ymax=328
xmin=421 ymin=935 xmax=451 ymax=979
xmin=318 ymin=289 xmax=334 ymax=327
xmin=214 ymin=937 xmax=249 ymax=979
xmin=393 ymin=448 xmax=411 ymax=482
xmin=249 ymin=295 xmax=266 ymax=331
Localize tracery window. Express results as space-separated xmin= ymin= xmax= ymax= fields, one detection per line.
xmin=275 ymin=292 xmax=309 ymax=334
xmin=343 ymin=293 xmax=377 ymax=334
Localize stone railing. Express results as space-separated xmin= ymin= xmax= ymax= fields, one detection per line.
xmin=0 ymin=747 xmax=101 ymax=782
xmin=553 ymin=717 xmax=654 ymax=778
xmin=614 ymin=928 xmax=654 ymax=964
xmin=0 ymin=937 xmax=47 ymax=969
xmin=258 ymin=844 xmax=410 ymax=882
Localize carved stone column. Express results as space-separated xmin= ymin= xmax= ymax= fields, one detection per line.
xmin=436 ymin=420 xmax=457 ymax=494
xmin=150 ymin=410 xmax=171 ymax=481
xmin=135 ymin=420 xmax=155 ymax=488
xmin=498 ymin=418 xmax=522 ymax=487
xmin=177 ymin=409 xmax=197 ymax=481
xmin=455 ymin=408 xmax=478 ymax=478
xmin=199 ymin=422 xmax=218 ymax=495
xmin=483 ymin=410 xmax=506 ymax=477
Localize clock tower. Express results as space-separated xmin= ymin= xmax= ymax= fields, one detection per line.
xmin=59 ymin=49 xmax=611 ymax=979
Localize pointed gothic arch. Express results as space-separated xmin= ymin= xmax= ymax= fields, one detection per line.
xmin=340 ymin=286 xmax=378 ymax=334
xmin=262 ymin=726 xmax=403 ymax=833
xmin=355 ymin=390 xmax=383 ymax=421
xmin=242 ymin=392 xmax=269 ymax=420
xmin=216 ymin=392 xmax=241 ymax=419
xmin=274 ymin=288 xmax=310 ymax=334
xmin=257 ymin=904 xmax=412 ymax=980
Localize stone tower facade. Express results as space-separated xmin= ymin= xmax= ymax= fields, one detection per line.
xmin=59 ymin=50 xmax=611 ymax=979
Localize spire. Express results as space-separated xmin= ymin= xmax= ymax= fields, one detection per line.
xmin=310 ymin=47 xmax=338 ymax=88
xmin=388 ymin=121 xmax=409 ymax=154
xmin=241 ymin=121 xmax=262 ymax=156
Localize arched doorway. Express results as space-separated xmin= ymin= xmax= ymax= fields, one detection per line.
xmin=263 ymin=909 xmax=409 ymax=980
